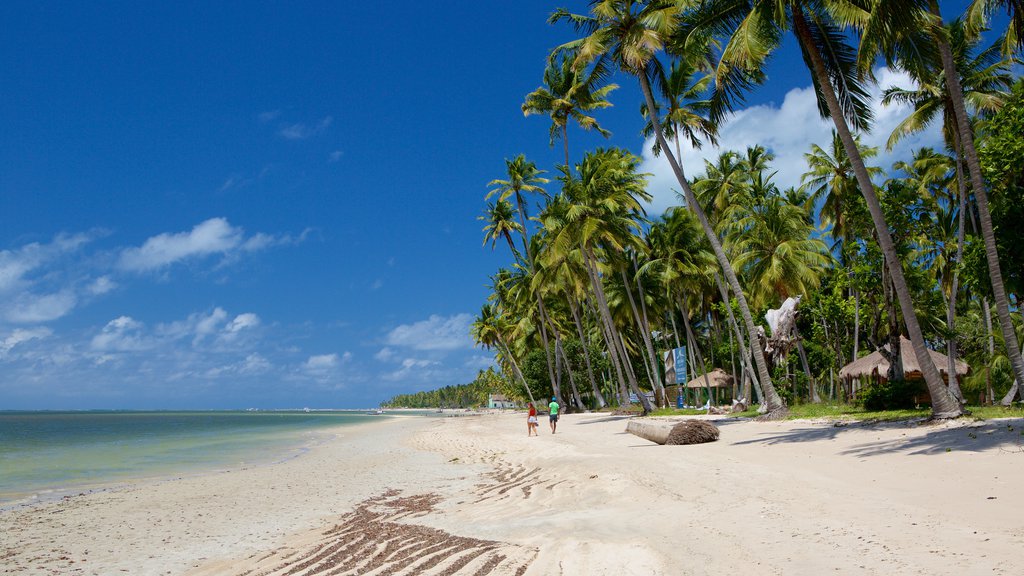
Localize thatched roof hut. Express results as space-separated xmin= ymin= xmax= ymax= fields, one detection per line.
xmin=838 ymin=336 xmax=970 ymax=382
xmin=683 ymin=368 xmax=734 ymax=389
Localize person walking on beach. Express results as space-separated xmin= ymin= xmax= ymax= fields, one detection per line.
xmin=527 ymin=402 xmax=538 ymax=436
xmin=548 ymin=397 xmax=559 ymax=434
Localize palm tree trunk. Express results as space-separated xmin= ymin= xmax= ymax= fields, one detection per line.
xmin=927 ymin=0 xmax=1024 ymax=406
xmin=622 ymin=268 xmax=666 ymax=406
xmin=679 ymin=298 xmax=714 ymax=405
xmin=983 ymin=296 xmax=995 ymax=404
xmin=584 ymin=288 xmax=629 ymax=403
xmin=713 ymin=272 xmax=762 ymax=402
xmin=497 ymin=337 xmax=535 ymax=405
xmin=792 ymin=9 xmax=960 ymax=418
xmin=853 ymin=284 xmax=860 ymax=361
xmin=583 ymin=247 xmax=649 ymax=412
xmin=570 ymin=299 xmax=606 ymax=408
xmin=634 ymin=258 xmax=667 ymax=405
xmin=637 ymin=70 xmax=784 ymax=416
xmin=535 ymin=298 xmax=562 ymax=405
xmin=557 ymin=334 xmax=585 ymax=410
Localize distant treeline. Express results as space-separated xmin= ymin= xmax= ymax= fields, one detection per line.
xmin=383 ymin=368 xmax=512 ymax=408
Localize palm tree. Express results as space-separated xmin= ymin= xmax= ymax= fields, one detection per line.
xmin=541 ymin=147 xmax=655 ymax=413
xmin=866 ymin=1 xmax=1024 ymax=406
xmin=486 ymin=155 xmax=549 ymax=260
xmin=800 ymin=131 xmax=881 ymax=259
xmin=522 ymin=50 xmax=619 ymax=167
xmin=480 ymin=199 xmax=524 ymax=261
xmin=692 ymin=0 xmax=961 ymax=418
xmin=640 ymin=57 xmax=718 ymax=161
xmin=724 ymin=194 xmax=832 ymax=311
xmin=966 ymin=0 xmax=1024 ymax=53
xmin=550 ymin=0 xmax=787 ymax=416
xmin=471 ymin=303 xmax=536 ymax=405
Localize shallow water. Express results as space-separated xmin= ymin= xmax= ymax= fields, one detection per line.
xmin=0 ymin=410 xmax=386 ymax=504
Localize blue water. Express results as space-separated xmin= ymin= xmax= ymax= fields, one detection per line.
xmin=0 ymin=411 xmax=388 ymax=505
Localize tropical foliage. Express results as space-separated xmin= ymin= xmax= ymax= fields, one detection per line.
xmin=405 ymin=2 xmax=1024 ymax=418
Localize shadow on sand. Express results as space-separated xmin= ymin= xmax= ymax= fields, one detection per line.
xmin=729 ymin=418 xmax=1024 ymax=457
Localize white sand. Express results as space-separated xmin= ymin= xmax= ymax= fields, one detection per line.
xmin=2 ymin=412 xmax=1022 ymax=575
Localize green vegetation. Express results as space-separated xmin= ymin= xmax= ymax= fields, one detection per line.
xmin=464 ymin=2 xmax=1024 ymax=420
xmin=383 ymin=369 xmax=511 ymax=409
xmin=649 ymin=403 xmax=1024 ymax=422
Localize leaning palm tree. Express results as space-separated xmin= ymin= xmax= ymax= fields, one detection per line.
xmin=724 ymin=194 xmax=832 ymax=311
xmin=471 ymin=303 xmax=537 ymax=405
xmin=550 ymin=0 xmax=787 ymax=416
xmin=522 ymin=50 xmax=619 ymax=167
xmin=479 ymin=199 xmax=524 ymax=262
xmin=800 ymin=131 xmax=881 ymax=259
xmin=690 ymin=0 xmax=961 ymax=418
xmin=541 ymin=148 xmax=656 ymax=413
xmin=864 ymin=1 xmax=1024 ymax=406
xmin=640 ymin=57 xmax=718 ymax=160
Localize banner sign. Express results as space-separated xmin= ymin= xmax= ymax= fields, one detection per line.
xmin=663 ymin=346 xmax=687 ymax=385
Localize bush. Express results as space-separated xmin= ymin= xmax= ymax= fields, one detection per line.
xmin=861 ymin=379 xmax=917 ymax=411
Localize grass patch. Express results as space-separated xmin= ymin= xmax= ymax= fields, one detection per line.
xmin=645 ymin=403 xmax=1024 ymax=422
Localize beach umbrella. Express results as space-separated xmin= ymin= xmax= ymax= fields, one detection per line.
xmin=683 ymin=368 xmax=734 ymax=389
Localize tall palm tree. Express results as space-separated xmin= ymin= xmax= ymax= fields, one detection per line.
xmin=693 ymin=0 xmax=961 ymax=417
xmin=724 ymin=194 xmax=832 ymax=310
xmin=800 ymin=131 xmax=881 ymax=259
xmin=471 ymin=303 xmax=537 ymax=405
xmin=480 ymin=199 xmax=524 ymax=262
xmin=486 ymin=155 xmax=549 ymax=260
xmin=522 ymin=50 xmax=619 ymax=167
xmin=866 ymin=1 xmax=1024 ymax=406
xmin=550 ymin=0 xmax=787 ymax=416
xmin=640 ymin=57 xmax=718 ymax=160
xmin=541 ymin=147 xmax=656 ymax=413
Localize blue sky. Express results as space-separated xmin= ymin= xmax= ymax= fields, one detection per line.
xmin=0 ymin=1 xmax=982 ymax=409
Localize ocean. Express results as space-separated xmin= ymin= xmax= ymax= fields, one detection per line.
xmin=0 ymin=410 xmax=392 ymax=506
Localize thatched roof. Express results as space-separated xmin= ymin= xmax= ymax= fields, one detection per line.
xmin=684 ymin=368 xmax=734 ymax=389
xmin=838 ymin=336 xmax=970 ymax=381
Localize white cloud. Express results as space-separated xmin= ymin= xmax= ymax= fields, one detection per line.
xmin=279 ymin=116 xmax=333 ymax=140
xmin=381 ymin=357 xmax=440 ymax=382
xmin=226 ymin=313 xmax=260 ymax=333
xmin=91 ymin=316 xmax=150 ymax=352
xmin=639 ymin=67 xmax=943 ymax=215
xmin=374 ymin=347 xmax=395 ymax=362
xmin=328 ymin=150 xmax=344 ymax=163
xmin=118 ymin=218 xmax=244 ymax=271
xmin=0 ymin=232 xmax=94 ymax=293
xmin=117 ymin=218 xmax=305 ymax=272
xmin=5 ymin=290 xmax=78 ymax=323
xmin=385 ymin=313 xmax=473 ymax=351
xmin=0 ymin=327 xmax=52 ymax=358
xmin=258 ymin=110 xmax=281 ymax=123
xmin=87 ymin=276 xmax=117 ymax=295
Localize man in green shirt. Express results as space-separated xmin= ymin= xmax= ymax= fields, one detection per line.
xmin=548 ymin=397 xmax=559 ymax=434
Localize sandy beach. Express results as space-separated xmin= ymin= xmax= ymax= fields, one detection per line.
xmin=2 ymin=412 xmax=1022 ymax=575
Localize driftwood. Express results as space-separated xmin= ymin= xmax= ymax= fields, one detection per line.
xmin=626 ymin=419 xmax=720 ymax=445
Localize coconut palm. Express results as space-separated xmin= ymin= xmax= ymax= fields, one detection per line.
xmin=864 ymin=0 xmax=1024 ymax=407
xmin=522 ymin=50 xmax=619 ymax=167
xmin=471 ymin=303 xmax=536 ymax=405
xmin=800 ymin=131 xmax=881 ymax=258
xmin=690 ymin=0 xmax=961 ymax=418
xmin=480 ymin=199 xmax=524 ymax=261
xmin=640 ymin=57 xmax=718 ymax=160
xmin=541 ymin=147 xmax=655 ymax=413
xmin=550 ymin=0 xmax=787 ymax=416
xmin=724 ymin=194 xmax=832 ymax=311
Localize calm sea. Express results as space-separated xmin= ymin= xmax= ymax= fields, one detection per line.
xmin=0 ymin=410 xmax=392 ymax=506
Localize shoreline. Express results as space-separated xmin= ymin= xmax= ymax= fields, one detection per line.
xmin=2 ymin=412 xmax=1022 ymax=575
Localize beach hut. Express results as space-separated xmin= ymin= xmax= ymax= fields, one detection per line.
xmin=838 ymin=336 xmax=970 ymax=401
xmin=666 ymin=368 xmax=734 ymax=406
xmin=487 ymin=394 xmax=516 ymax=410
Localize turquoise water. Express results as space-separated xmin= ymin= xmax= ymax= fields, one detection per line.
xmin=0 ymin=411 xmax=386 ymax=505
